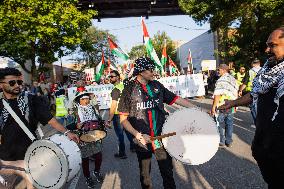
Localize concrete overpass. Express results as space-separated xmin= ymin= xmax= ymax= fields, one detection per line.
xmin=77 ymin=0 xmax=184 ymax=20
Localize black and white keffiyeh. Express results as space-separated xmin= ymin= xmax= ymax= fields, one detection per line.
xmin=133 ymin=57 xmax=155 ymax=76
xmin=251 ymin=60 xmax=284 ymax=121
xmin=77 ymin=104 xmax=98 ymax=123
xmin=1 ymin=92 xmax=29 ymax=130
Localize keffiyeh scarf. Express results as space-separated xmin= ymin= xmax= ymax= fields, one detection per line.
xmin=77 ymin=104 xmax=98 ymax=123
xmin=251 ymin=59 xmax=284 ymax=121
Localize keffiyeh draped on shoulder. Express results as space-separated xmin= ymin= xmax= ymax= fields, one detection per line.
xmin=251 ymin=60 xmax=284 ymax=121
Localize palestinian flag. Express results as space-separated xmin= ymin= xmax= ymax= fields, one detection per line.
xmin=168 ymin=56 xmax=178 ymax=75
xmin=106 ymin=57 xmax=118 ymax=74
xmin=95 ymin=51 xmax=105 ymax=82
xmin=161 ymin=42 xmax=167 ymax=67
xmin=108 ymin=36 xmax=129 ymax=61
xmin=141 ymin=18 xmax=164 ymax=73
xmin=187 ymin=48 xmax=192 ymax=64
xmin=126 ymin=62 xmax=135 ymax=77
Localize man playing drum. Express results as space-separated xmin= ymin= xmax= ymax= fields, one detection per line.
xmin=0 ymin=68 xmax=79 ymax=189
xmin=118 ymin=57 xmax=194 ymax=189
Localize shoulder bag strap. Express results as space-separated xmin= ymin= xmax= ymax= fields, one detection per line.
xmin=2 ymin=99 xmax=36 ymax=141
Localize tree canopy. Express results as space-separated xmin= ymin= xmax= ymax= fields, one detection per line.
xmin=0 ymin=0 xmax=96 ymax=80
xmin=178 ymin=0 xmax=284 ymax=67
xmin=76 ymin=26 xmax=117 ymax=70
xmin=129 ymin=44 xmax=146 ymax=60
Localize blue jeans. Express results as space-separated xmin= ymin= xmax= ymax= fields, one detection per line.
xmin=56 ymin=117 xmax=65 ymax=126
xmin=249 ymin=103 xmax=257 ymax=125
xmin=216 ymin=112 xmax=234 ymax=144
xmin=113 ymin=115 xmax=135 ymax=155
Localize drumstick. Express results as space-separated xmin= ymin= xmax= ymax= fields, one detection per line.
xmin=150 ymin=132 xmax=176 ymax=141
xmin=0 ymin=165 xmax=25 ymax=171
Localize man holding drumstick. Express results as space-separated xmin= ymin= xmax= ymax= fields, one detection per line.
xmin=118 ymin=57 xmax=194 ymax=189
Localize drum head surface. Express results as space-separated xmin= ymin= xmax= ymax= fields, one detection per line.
xmin=162 ymin=108 xmax=219 ymax=165
xmin=25 ymin=139 xmax=68 ymax=189
xmin=80 ymin=130 xmax=107 ymax=142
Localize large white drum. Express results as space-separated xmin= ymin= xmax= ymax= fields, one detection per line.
xmin=162 ymin=108 xmax=219 ymax=165
xmin=24 ymin=134 xmax=82 ymax=189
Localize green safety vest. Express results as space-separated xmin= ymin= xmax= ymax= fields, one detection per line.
xmin=236 ymin=72 xmax=245 ymax=87
xmin=245 ymin=69 xmax=257 ymax=92
xmin=55 ymin=96 xmax=68 ymax=117
xmin=218 ymin=94 xmax=236 ymax=113
xmin=114 ymin=82 xmax=124 ymax=114
xmin=230 ymin=70 xmax=236 ymax=77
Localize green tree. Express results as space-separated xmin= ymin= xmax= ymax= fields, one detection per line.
xmin=129 ymin=44 xmax=146 ymax=60
xmin=152 ymin=31 xmax=177 ymax=63
xmin=77 ymin=26 xmax=117 ymax=70
xmin=178 ymin=0 xmax=284 ymax=66
xmin=0 ymin=0 xmax=97 ymax=80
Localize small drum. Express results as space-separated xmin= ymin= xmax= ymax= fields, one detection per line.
xmin=80 ymin=120 xmax=107 ymax=143
xmin=24 ymin=134 xmax=82 ymax=189
xmin=162 ymin=108 xmax=219 ymax=165
xmin=82 ymin=120 xmax=101 ymax=131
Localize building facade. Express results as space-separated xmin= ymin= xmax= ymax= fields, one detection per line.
xmin=176 ymin=31 xmax=215 ymax=73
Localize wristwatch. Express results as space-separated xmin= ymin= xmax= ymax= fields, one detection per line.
xmin=64 ymin=130 xmax=71 ymax=136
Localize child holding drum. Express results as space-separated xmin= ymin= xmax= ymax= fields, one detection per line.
xmin=70 ymin=87 xmax=106 ymax=188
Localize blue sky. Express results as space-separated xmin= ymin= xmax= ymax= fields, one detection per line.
xmin=59 ymin=15 xmax=210 ymax=65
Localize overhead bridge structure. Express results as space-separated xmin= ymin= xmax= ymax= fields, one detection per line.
xmin=77 ymin=0 xmax=184 ymax=19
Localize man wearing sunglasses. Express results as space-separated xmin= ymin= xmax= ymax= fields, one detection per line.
xmin=107 ymin=70 xmax=135 ymax=159
xmin=118 ymin=57 xmax=194 ymax=189
xmin=0 ymin=68 xmax=79 ymax=189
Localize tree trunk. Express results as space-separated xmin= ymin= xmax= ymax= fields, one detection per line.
xmin=30 ymin=41 xmax=37 ymax=82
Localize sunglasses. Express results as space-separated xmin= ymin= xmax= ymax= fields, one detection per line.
xmin=1 ymin=80 xmax=23 ymax=87
xmin=109 ymin=75 xmax=117 ymax=78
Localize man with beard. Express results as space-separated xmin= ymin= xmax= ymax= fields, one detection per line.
xmin=107 ymin=70 xmax=135 ymax=159
xmin=118 ymin=57 xmax=194 ymax=189
xmin=0 ymin=68 xmax=79 ymax=189
xmin=219 ymin=27 xmax=284 ymax=188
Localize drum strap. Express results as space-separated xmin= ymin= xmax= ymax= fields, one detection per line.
xmin=91 ymin=106 xmax=103 ymax=122
xmin=2 ymin=99 xmax=36 ymax=141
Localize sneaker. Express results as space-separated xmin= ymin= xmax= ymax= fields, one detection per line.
xmin=114 ymin=153 xmax=127 ymax=159
xmin=226 ymin=143 xmax=233 ymax=148
xmin=93 ymin=171 xmax=104 ymax=183
xmin=219 ymin=143 xmax=225 ymax=148
xmin=85 ymin=177 xmax=96 ymax=188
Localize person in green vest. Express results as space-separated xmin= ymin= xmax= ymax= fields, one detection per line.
xmin=235 ymin=66 xmax=247 ymax=89
xmin=107 ymin=70 xmax=135 ymax=159
xmin=55 ymin=89 xmax=68 ymax=125
xmin=211 ymin=64 xmax=238 ymax=148
xmin=238 ymin=59 xmax=262 ymax=124
xmin=239 ymin=59 xmax=262 ymax=96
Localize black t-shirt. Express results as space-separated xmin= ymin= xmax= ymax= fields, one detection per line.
xmin=0 ymin=93 xmax=53 ymax=161
xmin=118 ymin=79 xmax=177 ymax=138
xmin=111 ymin=88 xmax=120 ymax=101
xmin=252 ymin=87 xmax=284 ymax=159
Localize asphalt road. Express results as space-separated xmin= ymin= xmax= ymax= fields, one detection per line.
xmin=44 ymin=97 xmax=267 ymax=189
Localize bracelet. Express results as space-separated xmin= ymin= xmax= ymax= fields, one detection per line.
xmin=64 ymin=130 xmax=71 ymax=136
